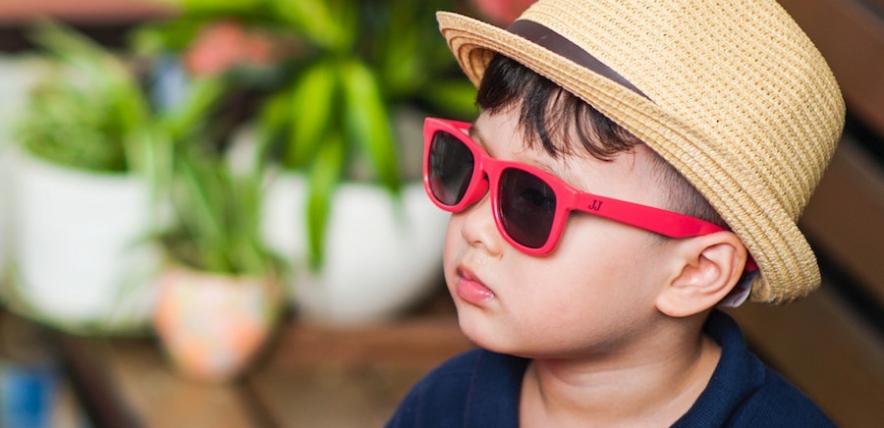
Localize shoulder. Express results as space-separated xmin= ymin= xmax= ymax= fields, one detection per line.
xmin=385 ymin=349 xmax=486 ymax=428
xmin=727 ymin=367 xmax=835 ymax=427
xmin=676 ymin=311 xmax=836 ymax=428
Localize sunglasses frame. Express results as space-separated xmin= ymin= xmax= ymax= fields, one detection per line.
xmin=423 ymin=117 xmax=757 ymax=271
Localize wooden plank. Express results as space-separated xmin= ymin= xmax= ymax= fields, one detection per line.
xmin=0 ymin=0 xmax=175 ymax=24
xmin=726 ymin=285 xmax=884 ymax=428
xmin=247 ymin=316 xmax=473 ymax=427
xmin=53 ymin=335 xmax=142 ymax=428
xmin=264 ymin=316 xmax=473 ymax=369
xmin=800 ymin=138 xmax=884 ymax=306
xmin=859 ymin=0 xmax=884 ymax=15
xmin=246 ymin=361 xmax=428 ymax=427
xmin=778 ymin=0 xmax=884 ymax=138
xmin=51 ymin=380 xmax=86 ymax=428
xmin=85 ymin=314 xmax=471 ymax=427
xmin=102 ymin=339 xmax=257 ymax=428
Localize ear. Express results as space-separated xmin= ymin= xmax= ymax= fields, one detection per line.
xmin=655 ymin=231 xmax=748 ymax=318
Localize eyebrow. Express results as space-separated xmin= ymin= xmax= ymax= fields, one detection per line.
xmin=470 ymin=122 xmax=576 ymax=182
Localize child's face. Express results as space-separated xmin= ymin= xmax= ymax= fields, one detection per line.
xmin=443 ymin=107 xmax=680 ymax=358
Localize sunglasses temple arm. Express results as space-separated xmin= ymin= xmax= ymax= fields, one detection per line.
xmin=571 ymin=193 xmax=721 ymax=236
xmin=572 ymin=193 xmax=758 ymax=271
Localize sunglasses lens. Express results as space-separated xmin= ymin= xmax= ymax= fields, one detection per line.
xmin=499 ymin=168 xmax=557 ymax=249
xmin=428 ymin=131 xmax=475 ymax=206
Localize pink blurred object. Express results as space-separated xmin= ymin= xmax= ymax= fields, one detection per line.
xmin=153 ymin=265 xmax=283 ymax=382
xmin=471 ymin=0 xmax=535 ymax=25
xmin=184 ymin=21 xmax=278 ymax=76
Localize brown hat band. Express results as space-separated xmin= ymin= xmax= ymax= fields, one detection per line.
xmin=508 ymin=19 xmax=650 ymax=101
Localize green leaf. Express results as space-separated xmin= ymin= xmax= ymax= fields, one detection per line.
xmin=31 ymin=21 xmax=111 ymax=74
xmin=162 ymin=76 xmax=226 ymax=139
xmin=230 ymin=171 xmax=269 ymax=275
xmin=176 ymin=150 xmax=228 ymax=272
xmin=258 ymin=87 xmax=292 ymax=140
xmin=176 ymin=0 xmax=265 ymax=15
xmin=254 ymin=87 xmax=292 ymax=171
xmin=375 ymin=1 xmax=424 ymax=97
xmin=379 ymin=27 xmax=421 ymax=97
xmin=306 ymin=134 xmax=344 ymax=271
xmin=421 ymin=79 xmax=479 ymax=119
xmin=132 ymin=125 xmax=174 ymax=228
xmin=131 ymin=19 xmax=206 ymax=56
xmin=340 ymin=59 xmax=400 ymax=195
xmin=271 ymin=0 xmax=352 ymax=50
xmin=164 ymin=137 xmax=276 ymax=276
xmin=284 ymin=60 xmax=337 ymax=169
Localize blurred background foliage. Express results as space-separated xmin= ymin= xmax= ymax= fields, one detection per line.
xmin=13 ymin=0 xmax=483 ymax=276
xmin=0 ymin=0 xmax=493 ymax=390
xmin=130 ymin=0 xmax=480 ymax=269
xmin=17 ymin=22 xmax=151 ymax=174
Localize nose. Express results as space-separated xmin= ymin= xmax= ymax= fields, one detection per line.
xmin=458 ymin=175 xmax=504 ymax=257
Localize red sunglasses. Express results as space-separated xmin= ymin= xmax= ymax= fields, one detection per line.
xmin=422 ymin=117 xmax=757 ymax=271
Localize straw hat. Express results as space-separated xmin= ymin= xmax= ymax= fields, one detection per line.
xmin=436 ymin=0 xmax=845 ymax=303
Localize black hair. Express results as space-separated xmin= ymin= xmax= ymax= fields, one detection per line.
xmin=475 ymin=53 xmax=727 ymax=230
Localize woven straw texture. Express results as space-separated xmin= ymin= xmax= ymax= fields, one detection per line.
xmin=437 ymin=0 xmax=845 ymax=303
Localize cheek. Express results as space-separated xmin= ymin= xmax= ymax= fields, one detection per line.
xmin=442 ymin=214 xmax=471 ymax=294
xmin=442 ymin=215 xmax=462 ymax=271
xmin=501 ymin=219 xmax=663 ymax=352
xmin=555 ymin=215 xmax=663 ymax=290
xmin=569 ymin=219 xmax=664 ymax=307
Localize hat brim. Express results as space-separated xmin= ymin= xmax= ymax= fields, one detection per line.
xmin=437 ymin=11 xmax=821 ymax=303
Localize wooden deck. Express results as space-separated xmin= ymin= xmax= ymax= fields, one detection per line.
xmin=24 ymin=285 xmax=882 ymax=427
xmin=50 ymin=306 xmax=473 ymax=428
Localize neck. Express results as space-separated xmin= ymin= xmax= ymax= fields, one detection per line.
xmin=520 ymin=315 xmax=720 ymax=427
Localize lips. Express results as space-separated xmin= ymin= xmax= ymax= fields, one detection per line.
xmin=455 ymin=265 xmax=495 ymax=304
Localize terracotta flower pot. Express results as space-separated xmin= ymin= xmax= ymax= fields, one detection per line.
xmin=153 ymin=265 xmax=282 ymax=382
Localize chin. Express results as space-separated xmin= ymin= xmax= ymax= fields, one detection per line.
xmin=454 ymin=306 xmax=521 ymax=355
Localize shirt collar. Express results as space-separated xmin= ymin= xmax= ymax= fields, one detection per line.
xmin=463 ymin=310 xmax=764 ymax=427
xmin=464 ymin=349 xmax=527 ymax=427
xmin=672 ymin=310 xmax=766 ymax=426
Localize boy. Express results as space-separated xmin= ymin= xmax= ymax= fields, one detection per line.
xmin=388 ymin=1 xmax=843 ymax=426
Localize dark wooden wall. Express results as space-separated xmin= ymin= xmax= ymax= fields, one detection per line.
xmin=727 ymin=1 xmax=884 ymax=427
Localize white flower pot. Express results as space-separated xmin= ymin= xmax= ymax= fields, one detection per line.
xmin=0 ymin=56 xmax=48 ymax=282
xmin=9 ymin=150 xmax=160 ymax=332
xmin=0 ymin=147 xmax=12 ymax=279
xmin=262 ymin=172 xmax=448 ymax=324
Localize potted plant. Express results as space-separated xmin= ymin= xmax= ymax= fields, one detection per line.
xmin=257 ymin=71 xmax=454 ymax=324
xmin=5 ymin=23 xmax=160 ymax=334
xmin=134 ymin=0 xmax=479 ymax=324
xmin=256 ymin=0 xmax=479 ymax=324
xmin=149 ymin=72 xmax=285 ymax=382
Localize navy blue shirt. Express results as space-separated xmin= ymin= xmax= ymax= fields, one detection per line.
xmin=387 ymin=310 xmax=834 ymax=427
